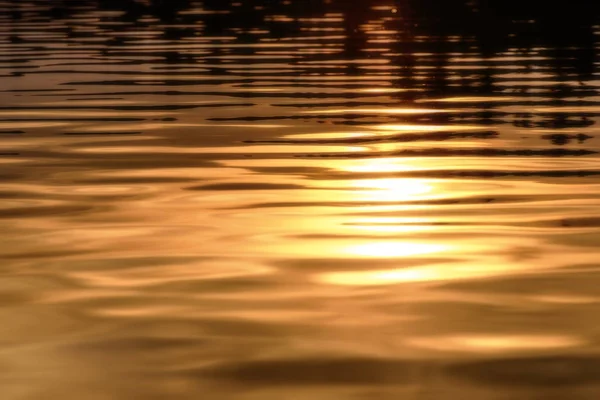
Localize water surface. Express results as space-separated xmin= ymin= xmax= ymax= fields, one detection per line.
xmin=1 ymin=1 xmax=600 ymax=399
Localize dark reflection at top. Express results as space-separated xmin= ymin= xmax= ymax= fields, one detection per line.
xmin=1 ymin=0 xmax=599 ymax=137
xmin=4 ymin=1 xmax=598 ymax=67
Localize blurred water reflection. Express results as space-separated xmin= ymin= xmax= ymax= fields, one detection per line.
xmin=1 ymin=0 xmax=600 ymax=399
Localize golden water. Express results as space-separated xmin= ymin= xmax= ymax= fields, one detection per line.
xmin=1 ymin=1 xmax=600 ymax=398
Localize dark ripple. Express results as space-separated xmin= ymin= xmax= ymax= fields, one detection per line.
xmin=245 ymin=130 xmax=499 ymax=144
xmin=0 ymin=104 xmax=255 ymax=111
xmin=0 ymin=117 xmax=145 ymax=122
xmin=203 ymin=357 xmax=433 ymax=386
xmin=443 ymin=267 xmax=600 ymax=295
xmin=449 ymin=356 xmax=600 ymax=387
xmin=187 ymin=182 xmax=305 ymax=191
xmin=220 ymin=193 xmax=585 ymax=210
xmin=296 ymin=148 xmax=597 ymax=159
xmin=63 ymin=131 xmax=141 ymax=136
xmin=0 ymin=204 xmax=104 ymax=219
xmin=271 ymin=257 xmax=460 ymax=272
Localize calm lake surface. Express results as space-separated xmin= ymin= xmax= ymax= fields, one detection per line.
xmin=1 ymin=0 xmax=600 ymax=398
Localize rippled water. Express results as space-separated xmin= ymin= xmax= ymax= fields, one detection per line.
xmin=1 ymin=1 xmax=600 ymax=398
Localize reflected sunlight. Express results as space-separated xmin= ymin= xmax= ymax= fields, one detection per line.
xmin=317 ymin=259 xmax=532 ymax=286
xmin=345 ymin=242 xmax=449 ymax=258
xmin=351 ymin=178 xmax=434 ymax=201
xmin=347 ymin=217 xmax=434 ymax=234
xmin=407 ymin=334 xmax=585 ymax=353
xmin=371 ymin=124 xmax=481 ymax=132
xmin=339 ymin=158 xmax=421 ymax=173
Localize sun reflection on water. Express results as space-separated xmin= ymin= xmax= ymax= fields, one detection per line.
xmin=351 ymin=178 xmax=434 ymax=201
xmin=407 ymin=334 xmax=586 ymax=353
xmin=317 ymin=261 xmax=513 ymax=286
xmin=344 ymin=242 xmax=449 ymax=258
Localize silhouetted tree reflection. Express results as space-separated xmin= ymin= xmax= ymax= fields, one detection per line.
xmin=4 ymin=0 xmax=599 ymax=138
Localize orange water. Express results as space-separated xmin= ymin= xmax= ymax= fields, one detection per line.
xmin=1 ymin=1 xmax=600 ymax=399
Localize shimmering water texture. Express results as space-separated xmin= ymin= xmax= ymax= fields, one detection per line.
xmin=1 ymin=0 xmax=600 ymax=399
